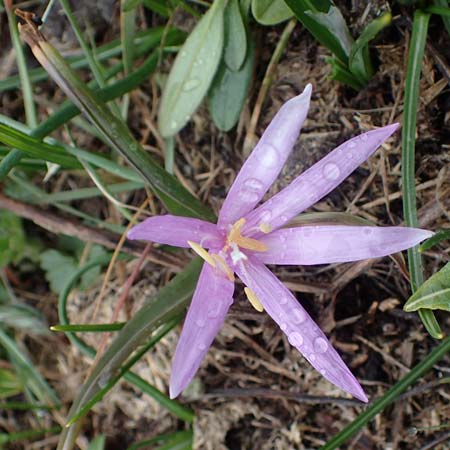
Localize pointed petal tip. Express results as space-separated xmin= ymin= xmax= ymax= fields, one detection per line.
xmin=381 ymin=122 xmax=400 ymax=136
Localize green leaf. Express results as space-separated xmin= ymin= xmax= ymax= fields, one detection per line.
xmin=0 ymin=304 xmax=48 ymax=334
xmin=87 ymin=435 xmax=106 ymax=450
xmin=419 ymin=229 xmax=450 ymax=252
xmin=158 ymin=0 xmax=227 ymax=137
xmin=224 ymin=0 xmax=247 ymax=70
xmin=404 ymin=263 xmax=450 ymax=312
xmin=0 ymin=328 xmax=60 ymax=405
xmin=208 ymin=35 xmax=254 ymax=131
xmin=0 ymin=210 xmax=26 ymax=267
xmin=0 ymin=368 xmax=23 ymax=399
xmin=283 ymin=0 xmax=352 ymax=64
xmin=40 ymin=250 xmax=78 ymax=294
xmin=305 ymin=5 xmax=353 ymax=57
xmin=57 ymin=258 xmax=202 ymax=449
xmin=349 ymin=11 xmax=391 ymax=82
xmin=80 ymin=245 xmax=107 ymax=289
xmin=251 ymin=0 xmax=294 ymax=25
xmin=142 ymin=0 xmax=171 ymax=16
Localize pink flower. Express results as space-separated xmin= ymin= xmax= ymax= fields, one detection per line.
xmin=128 ymin=85 xmax=432 ymax=402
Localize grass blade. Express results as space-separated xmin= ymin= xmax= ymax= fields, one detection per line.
xmin=17 ymin=16 xmax=214 ymax=221
xmin=401 ymin=10 xmax=442 ymax=338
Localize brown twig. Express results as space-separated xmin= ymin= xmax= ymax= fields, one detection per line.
xmin=0 ymin=192 xmax=184 ymax=269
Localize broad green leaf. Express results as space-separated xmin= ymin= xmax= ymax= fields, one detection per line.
xmin=404 ymin=263 xmax=450 ymax=312
xmin=349 ymin=11 xmax=391 ymax=82
xmin=251 ymin=0 xmax=293 ymax=25
xmin=208 ymin=36 xmax=254 ymax=131
xmin=224 ymin=0 xmax=247 ymax=70
xmin=0 ymin=210 xmax=26 ymax=267
xmin=40 ymin=250 xmax=78 ymax=294
xmin=158 ymin=0 xmax=226 ymax=137
xmin=0 ymin=368 xmax=22 ymax=399
xmin=305 ymin=5 xmax=353 ymax=57
xmin=284 ymin=0 xmax=351 ymax=64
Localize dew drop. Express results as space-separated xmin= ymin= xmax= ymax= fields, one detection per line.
xmin=195 ymin=318 xmax=206 ymax=328
xmin=170 ymin=120 xmax=178 ymax=130
xmin=288 ymin=331 xmax=304 ymax=347
xmin=183 ymin=78 xmax=201 ymax=92
xmin=280 ymin=215 xmax=288 ymax=223
xmin=320 ymin=368 xmax=327 ymax=376
xmin=361 ymin=133 xmax=368 ymax=142
xmin=207 ymin=305 xmax=221 ymax=319
xmin=243 ymin=178 xmax=264 ymax=192
xmin=309 ymin=354 xmax=316 ymax=362
xmin=279 ymin=296 xmax=288 ymax=305
xmin=348 ymin=140 xmax=356 ymax=149
xmin=256 ymin=144 xmax=279 ymax=167
xmin=280 ymin=322 xmax=288 ymax=331
xmin=291 ymin=309 xmax=306 ymax=324
xmin=260 ymin=210 xmax=272 ymax=222
xmin=323 ymin=162 xmax=340 ymax=181
xmin=198 ymin=342 xmax=207 ymax=351
xmin=363 ymin=228 xmax=373 ymax=236
xmin=314 ymin=337 xmax=328 ymax=353
xmin=240 ymin=190 xmax=259 ymax=203
xmin=181 ymin=51 xmax=187 ymax=58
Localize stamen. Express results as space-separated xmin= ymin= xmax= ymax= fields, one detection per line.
xmin=259 ymin=223 xmax=273 ymax=233
xmin=187 ymin=241 xmax=216 ymax=267
xmin=244 ymin=287 xmax=264 ymax=312
xmin=211 ymin=254 xmax=235 ymax=281
xmin=227 ymin=218 xmax=268 ymax=252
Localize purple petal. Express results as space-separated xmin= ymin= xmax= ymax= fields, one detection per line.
xmin=170 ymin=262 xmax=234 ymax=398
xmin=256 ymin=226 xmax=433 ymax=265
xmin=243 ymin=124 xmax=399 ymax=236
xmin=235 ymin=258 xmax=368 ymax=402
xmin=127 ymin=215 xmax=224 ymax=248
xmin=218 ymin=85 xmax=312 ymax=227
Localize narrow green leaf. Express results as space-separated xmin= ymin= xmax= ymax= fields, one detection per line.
xmin=430 ymin=1 xmax=450 ymax=36
xmin=283 ymin=0 xmax=351 ymax=64
xmin=349 ymin=12 xmax=392 ymax=82
xmin=208 ymin=35 xmax=254 ymax=131
xmin=419 ymin=229 xmax=450 ymax=252
xmin=51 ymin=323 xmax=125 ymax=332
xmin=224 ymin=0 xmax=247 ymax=70
xmin=0 ymin=368 xmax=23 ymax=399
xmin=158 ymin=0 xmax=227 ymax=137
xmin=251 ymin=0 xmax=293 ymax=25
xmin=401 ymin=10 xmax=442 ymax=339
xmin=0 ymin=305 xmax=48 ymax=334
xmin=87 ymin=435 xmax=106 ymax=450
xmin=57 ymin=257 xmax=202 ymax=450
xmin=126 ymin=431 xmax=193 ymax=450
xmin=404 ymin=263 xmax=450 ymax=311
xmin=0 ymin=328 xmax=59 ymax=406
xmin=142 ymin=0 xmax=171 ymax=16
xmin=17 ymin=23 xmax=213 ymax=221
xmin=0 ymin=210 xmax=26 ymax=267
xmin=321 ymin=335 xmax=450 ymax=449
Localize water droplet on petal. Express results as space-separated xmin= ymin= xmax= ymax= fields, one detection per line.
xmin=256 ymin=144 xmax=279 ymax=167
xmin=323 ymin=162 xmax=340 ymax=181
xmin=183 ymin=78 xmax=201 ymax=92
xmin=288 ymin=331 xmax=304 ymax=347
xmin=320 ymin=368 xmax=327 ymax=376
xmin=195 ymin=318 xmax=206 ymax=328
xmin=280 ymin=297 xmax=288 ymax=305
xmin=240 ymin=190 xmax=259 ymax=203
xmin=363 ymin=228 xmax=373 ymax=236
xmin=280 ymin=322 xmax=288 ymax=331
xmin=313 ymin=337 xmax=328 ymax=353
xmin=280 ymin=215 xmax=288 ymax=223
xmin=171 ymin=120 xmax=178 ymax=130
xmin=198 ymin=342 xmax=207 ymax=351
xmin=244 ymin=178 xmax=264 ymax=192
xmin=207 ymin=304 xmax=221 ymax=318
xmin=348 ymin=140 xmax=356 ymax=149
xmin=309 ymin=354 xmax=316 ymax=362
xmin=291 ymin=309 xmax=306 ymax=324
xmin=260 ymin=210 xmax=272 ymax=222
xmin=361 ymin=133 xmax=368 ymax=142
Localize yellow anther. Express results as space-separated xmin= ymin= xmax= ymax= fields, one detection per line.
xmin=187 ymin=241 xmax=216 ymax=267
xmin=244 ymin=287 xmax=264 ymax=312
xmin=259 ymin=223 xmax=273 ymax=234
xmin=227 ymin=218 xmax=268 ymax=252
xmin=211 ymin=254 xmax=235 ymax=281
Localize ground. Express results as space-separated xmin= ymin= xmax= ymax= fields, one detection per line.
xmin=0 ymin=1 xmax=449 ymax=449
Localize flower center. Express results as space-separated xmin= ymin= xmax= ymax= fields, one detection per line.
xmin=226 ymin=218 xmax=268 ymax=252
